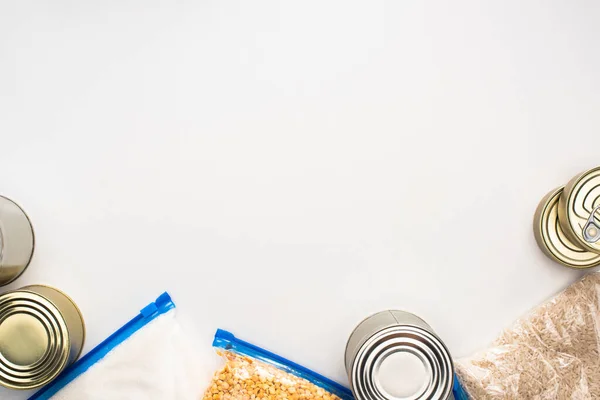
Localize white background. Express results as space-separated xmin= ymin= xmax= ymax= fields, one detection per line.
xmin=1 ymin=1 xmax=599 ymax=398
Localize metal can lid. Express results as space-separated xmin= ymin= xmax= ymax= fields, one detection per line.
xmin=351 ymin=325 xmax=454 ymax=400
xmin=0 ymin=291 xmax=70 ymax=390
xmin=534 ymin=187 xmax=600 ymax=268
xmin=558 ymin=167 xmax=600 ymax=254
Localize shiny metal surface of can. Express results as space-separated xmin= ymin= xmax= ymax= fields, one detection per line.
xmin=558 ymin=166 xmax=600 ymax=254
xmin=0 ymin=196 xmax=34 ymax=286
xmin=533 ymin=187 xmax=600 ymax=268
xmin=0 ymin=285 xmax=85 ymax=390
xmin=346 ymin=310 xmax=454 ymax=400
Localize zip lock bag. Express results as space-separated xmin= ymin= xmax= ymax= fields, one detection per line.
xmin=203 ymin=329 xmax=354 ymax=400
xmin=28 ymin=293 xmax=206 ymax=400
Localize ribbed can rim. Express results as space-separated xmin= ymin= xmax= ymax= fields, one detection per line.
xmin=559 ymin=166 xmax=600 ymax=254
xmin=350 ymin=325 xmax=454 ymax=400
xmin=533 ymin=186 xmax=600 ymax=268
xmin=0 ymin=291 xmax=70 ymax=390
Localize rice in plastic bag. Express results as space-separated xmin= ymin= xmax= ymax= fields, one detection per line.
xmin=456 ymin=272 xmax=600 ymax=399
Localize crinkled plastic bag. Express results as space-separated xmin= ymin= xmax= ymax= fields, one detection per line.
xmin=456 ymin=273 xmax=600 ymax=399
xmin=28 ymin=293 xmax=206 ymax=400
xmin=202 ymin=329 xmax=354 ymax=400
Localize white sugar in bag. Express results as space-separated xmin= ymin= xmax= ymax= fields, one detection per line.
xmin=29 ymin=293 xmax=206 ymax=400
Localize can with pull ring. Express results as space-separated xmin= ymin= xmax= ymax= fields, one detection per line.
xmin=558 ymin=166 xmax=600 ymax=254
xmin=533 ymin=186 xmax=600 ymax=269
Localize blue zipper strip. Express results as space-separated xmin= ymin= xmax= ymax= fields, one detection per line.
xmin=29 ymin=292 xmax=175 ymax=400
xmin=213 ymin=329 xmax=355 ymax=400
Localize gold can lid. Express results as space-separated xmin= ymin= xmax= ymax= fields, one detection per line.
xmin=0 ymin=291 xmax=70 ymax=390
xmin=558 ymin=166 xmax=600 ymax=254
xmin=534 ymin=187 xmax=600 ymax=268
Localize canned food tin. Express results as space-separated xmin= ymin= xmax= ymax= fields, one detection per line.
xmin=0 ymin=196 xmax=34 ymax=286
xmin=533 ymin=187 xmax=600 ymax=268
xmin=345 ymin=310 xmax=454 ymax=400
xmin=0 ymin=285 xmax=85 ymax=390
xmin=558 ymin=166 xmax=600 ymax=254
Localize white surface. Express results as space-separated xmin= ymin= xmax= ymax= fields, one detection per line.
xmin=53 ymin=310 xmax=205 ymax=400
xmin=1 ymin=1 xmax=599 ymax=398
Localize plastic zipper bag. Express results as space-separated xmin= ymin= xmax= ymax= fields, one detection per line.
xmin=29 ymin=293 xmax=205 ymax=400
xmin=203 ymin=329 xmax=354 ymax=400
xmin=456 ymin=272 xmax=600 ymax=399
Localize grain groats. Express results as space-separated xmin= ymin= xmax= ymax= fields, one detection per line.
xmin=203 ymin=330 xmax=353 ymax=400
xmin=203 ymin=352 xmax=342 ymax=400
xmin=456 ymin=272 xmax=600 ymax=399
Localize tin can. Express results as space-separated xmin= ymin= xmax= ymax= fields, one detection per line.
xmin=345 ymin=310 xmax=454 ymax=400
xmin=0 ymin=285 xmax=85 ymax=390
xmin=0 ymin=196 xmax=34 ymax=286
xmin=558 ymin=166 xmax=600 ymax=254
xmin=533 ymin=187 xmax=600 ymax=268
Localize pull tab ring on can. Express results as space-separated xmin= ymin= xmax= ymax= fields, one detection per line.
xmin=582 ymin=205 xmax=600 ymax=243
xmin=558 ymin=166 xmax=600 ymax=254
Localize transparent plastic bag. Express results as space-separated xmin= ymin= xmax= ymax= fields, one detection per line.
xmin=29 ymin=293 xmax=206 ymax=400
xmin=202 ymin=329 xmax=354 ymax=400
xmin=456 ymin=272 xmax=600 ymax=399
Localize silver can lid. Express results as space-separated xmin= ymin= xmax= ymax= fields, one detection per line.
xmin=350 ymin=325 xmax=454 ymax=400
